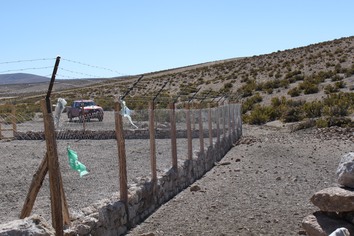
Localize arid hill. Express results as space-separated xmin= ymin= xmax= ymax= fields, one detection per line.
xmin=0 ymin=36 xmax=353 ymax=126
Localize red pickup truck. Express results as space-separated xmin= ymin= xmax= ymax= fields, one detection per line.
xmin=67 ymin=100 xmax=104 ymax=122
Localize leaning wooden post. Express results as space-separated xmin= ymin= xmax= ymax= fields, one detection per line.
xmin=41 ymin=99 xmax=63 ymax=235
xmin=148 ymin=101 xmax=157 ymax=185
xmin=169 ymin=102 xmax=178 ymax=170
xmin=20 ymin=154 xmax=48 ymax=219
xmin=198 ymin=104 xmax=204 ymax=156
xmin=208 ymin=103 xmax=213 ymax=148
xmin=114 ymin=102 xmax=128 ymax=206
xmin=185 ymin=103 xmax=193 ymax=160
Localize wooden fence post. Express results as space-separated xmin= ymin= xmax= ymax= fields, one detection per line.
xmin=232 ymin=104 xmax=236 ymax=142
xmin=114 ymin=102 xmax=128 ymax=206
xmin=228 ymin=103 xmax=231 ymax=138
xmin=216 ymin=105 xmax=220 ymax=145
xmin=148 ymin=101 xmax=157 ymax=184
xmin=169 ymin=102 xmax=178 ymax=170
xmin=198 ymin=104 xmax=204 ymax=156
xmin=41 ymin=99 xmax=63 ymax=235
xmin=191 ymin=102 xmax=195 ymax=131
xmin=12 ymin=105 xmax=17 ymax=135
xmin=208 ymin=103 xmax=213 ymax=148
xmin=222 ymin=103 xmax=226 ymax=139
xmin=185 ymin=103 xmax=193 ymax=160
xmin=20 ymin=154 xmax=48 ymax=219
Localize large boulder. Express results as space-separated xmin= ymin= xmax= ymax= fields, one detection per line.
xmin=302 ymin=212 xmax=354 ymax=236
xmin=0 ymin=214 xmax=54 ymax=236
xmin=311 ymin=187 xmax=354 ymax=212
xmin=336 ymin=152 xmax=354 ymax=188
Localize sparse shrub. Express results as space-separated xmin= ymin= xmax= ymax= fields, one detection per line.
xmin=335 ymin=81 xmax=346 ymax=89
xmin=288 ymin=87 xmax=301 ymax=97
xmin=281 ymin=107 xmax=302 ymax=122
xmin=266 ymin=88 xmax=273 ymax=94
xmin=95 ymin=97 xmax=115 ymax=111
xmin=327 ymin=117 xmax=353 ymax=127
xmin=303 ymin=101 xmax=323 ymax=118
xmin=271 ymin=97 xmax=281 ymax=107
xmin=242 ymin=93 xmax=263 ymax=114
xmin=324 ymin=84 xmax=339 ymax=94
xmin=303 ymin=83 xmax=319 ymax=94
xmin=244 ymin=105 xmax=269 ymax=125
xmin=316 ymin=118 xmax=328 ymax=128
xmin=331 ymin=75 xmax=343 ymax=81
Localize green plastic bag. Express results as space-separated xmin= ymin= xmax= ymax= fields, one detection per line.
xmin=67 ymin=146 xmax=89 ymax=177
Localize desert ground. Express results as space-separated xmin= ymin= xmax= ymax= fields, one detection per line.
xmin=126 ymin=124 xmax=353 ymax=235
xmin=0 ymin=114 xmax=353 ymax=235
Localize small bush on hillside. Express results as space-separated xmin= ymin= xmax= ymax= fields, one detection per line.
xmin=281 ymin=107 xmax=302 ymax=123
xmin=316 ymin=118 xmax=328 ymax=128
xmin=331 ymin=75 xmax=343 ymax=81
xmin=303 ymin=101 xmax=323 ymax=118
xmin=242 ymin=93 xmax=263 ymax=114
xmin=243 ymin=105 xmax=269 ymax=125
xmin=324 ymin=84 xmax=339 ymax=94
xmin=335 ymin=81 xmax=346 ymax=89
xmin=327 ymin=117 xmax=353 ymax=127
xmin=288 ymin=87 xmax=301 ymax=97
xmin=303 ymin=83 xmax=319 ymax=94
xmin=271 ymin=97 xmax=282 ymax=107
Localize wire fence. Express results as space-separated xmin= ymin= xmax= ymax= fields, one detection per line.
xmin=0 ymin=101 xmax=241 ymax=228
xmin=0 ymin=57 xmax=242 ymax=234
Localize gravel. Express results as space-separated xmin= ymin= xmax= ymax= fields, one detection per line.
xmin=126 ymin=124 xmax=353 ymax=235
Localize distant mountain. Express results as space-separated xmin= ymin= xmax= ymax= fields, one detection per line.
xmin=0 ymin=73 xmax=50 ymax=85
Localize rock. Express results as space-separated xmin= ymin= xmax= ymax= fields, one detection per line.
xmin=302 ymin=212 xmax=354 ymax=236
xmin=190 ymin=185 xmax=201 ymax=192
xmin=329 ymin=227 xmax=350 ymax=236
xmin=311 ymin=187 xmax=354 ymax=212
xmin=0 ymin=214 xmax=54 ymax=236
xmin=336 ymin=152 xmax=354 ymax=188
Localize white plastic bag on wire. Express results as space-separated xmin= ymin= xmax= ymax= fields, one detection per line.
xmin=120 ymin=99 xmax=138 ymax=129
xmin=54 ymin=98 xmax=67 ymax=129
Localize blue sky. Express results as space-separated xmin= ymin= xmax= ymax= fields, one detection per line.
xmin=1 ymin=1 xmax=354 ymax=79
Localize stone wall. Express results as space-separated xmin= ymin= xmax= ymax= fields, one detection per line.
xmin=14 ymin=128 xmax=218 ymax=140
xmin=63 ymin=132 xmax=239 ymax=236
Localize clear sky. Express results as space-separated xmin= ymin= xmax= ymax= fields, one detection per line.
xmin=1 ymin=1 xmax=354 ymax=79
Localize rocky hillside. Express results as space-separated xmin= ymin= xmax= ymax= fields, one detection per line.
xmin=57 ymin=36 xmax=354 ymax=106
xmin=1 ymin=36 xmax=353 ymax=126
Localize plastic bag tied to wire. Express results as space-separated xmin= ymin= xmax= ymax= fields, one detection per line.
xmin=120 ymin=100 xmax=138 ymax=129
xmin=54 ymin=98 xmax=67 ymax=129
xmin=67 ymin=146 xmax=89 ymax=177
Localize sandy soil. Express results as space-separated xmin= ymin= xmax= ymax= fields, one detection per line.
xmin=126 ymin=124 xmax=353 ymax=236
xmin=1 ymin=121 xmax=353 ymax=235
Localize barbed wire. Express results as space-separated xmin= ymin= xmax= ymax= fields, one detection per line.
xmin=0 ymin=58 xmax=55 ymax=65
xmin=0 ymin=66 xmax=54 ymax=74
xmin=61 ymin=58 xmax=127 ymax=76
xmin=58 ymin=67 xmax=105 ymax=79
xmin=0 ymin=57 xmax=128 ymax=79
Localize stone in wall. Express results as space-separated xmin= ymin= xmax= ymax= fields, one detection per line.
xmin=0 ymin=214 xmax=54 ymax=236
